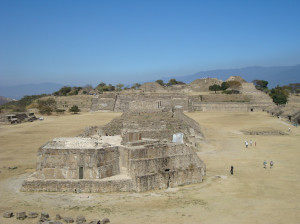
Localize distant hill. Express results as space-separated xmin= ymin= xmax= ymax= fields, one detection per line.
xmin=161 ymin=64 xmax=300 ymax=88
xmin=0 ymin=83 xmax=63 ymax=100
xmin=0 ymin=96 xmax=15 ymax=106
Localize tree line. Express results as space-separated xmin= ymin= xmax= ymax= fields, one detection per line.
xmin=252 ymin=80 xmax=300 ymax=105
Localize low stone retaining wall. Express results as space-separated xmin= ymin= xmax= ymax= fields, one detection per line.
xmin=193 ymin=102 xmax=251 ymax=112
xmin=21 ymin=178 xmax=133 ymax=193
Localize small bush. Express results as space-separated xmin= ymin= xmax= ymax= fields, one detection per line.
xmin=69 ymin=105 xmax=80 ymax=114
xmin=56 ymin=109 xmax=65 ymax=114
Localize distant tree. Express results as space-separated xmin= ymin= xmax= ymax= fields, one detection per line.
xmin=177 ymin=81 xmax=186 ymax=85
xmin=167 ymin=78 xmax=179 ymax=86
xmin=123 ymin=85 xmax=130 ymax=90
xmin=167 ymin=79 xmax=185 ymax=85
xmin=107 ymin=84 xmax=115 ymax=91
xmin=97 ymin=82 xmax=106 ymax=88
xmin=209 ymin=84 xmax=221 ymax=93
xmin=69 ymin=105 xmax=80 ymax=114
xmin=253 ymin=80 xmax=269 ymax=91
xmin=269 ymin=85 xmax=289 ymax=104
xmin=116 ymin=83 xmax=124 ymax=91
xmin=69 ymin=87 xmax=82 ymax=95
xmin=131 ymin=83 xmax=141 ymax=89
xmin=55 ymin=86 xmax=72 ymax=96
xmin=96 ymin=83 xmax=115 ymax=92
xmin=272 ymin=94 xmax=288 ymax=104
xmin=55 ymin=109 xmax=65 ymax=114
xmin=156 ymin=80 xmax=165 ymax=86
xmin=221 ymin=82 xmax=230 ymax=91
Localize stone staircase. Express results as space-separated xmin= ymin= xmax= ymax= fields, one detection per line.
xmin=90 ymin=96 xmax=99 ymax=111
xmin=241 ymin=83 xmax=275 ymax=106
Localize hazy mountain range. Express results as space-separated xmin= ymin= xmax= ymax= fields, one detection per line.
xmin=162 ymin=64 xmax=300 ymax=87
xmin=0 ymin=64 xmax=299 ymax=100
xmin=0 ymin=83 xmax=63 ymax=100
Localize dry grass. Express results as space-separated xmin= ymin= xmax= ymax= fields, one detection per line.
xmin=0 ymin=111 xmax=299 ymax=224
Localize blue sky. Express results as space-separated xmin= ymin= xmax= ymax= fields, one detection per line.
xmin=0 ymin=0 xmax=300 ymax=86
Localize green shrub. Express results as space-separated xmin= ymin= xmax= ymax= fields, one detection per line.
xmin=69 ymin=105 xmax=80 ymax=114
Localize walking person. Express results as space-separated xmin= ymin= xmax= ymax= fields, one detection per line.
xmin=245 ymin=140 xmax=248 ymax=148
xmin=250 ymin=140 xmax=253 ymax=146
xmin=270 ymin=161 xmax=274 ymax=168
xmin=263 ymin=160 xmax=267 ymax=169
xmin=230 ymin=166 xmax=234 ymax=175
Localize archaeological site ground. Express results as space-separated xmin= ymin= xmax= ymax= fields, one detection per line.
xmin=0 ymin=77 xmax=299 ymax=224
xmin=0 ymin=111 xmax=299 ymax=224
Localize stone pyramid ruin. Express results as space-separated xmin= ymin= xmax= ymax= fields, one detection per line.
xmin=22 ymin=111 xmax=206 ymax=193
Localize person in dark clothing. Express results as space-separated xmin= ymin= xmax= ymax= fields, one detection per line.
xmin=230 ymin=166 xmax=234 ymax=175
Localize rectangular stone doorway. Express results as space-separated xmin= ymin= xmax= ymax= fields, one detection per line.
xmin=79 ymin=167 xmax=83 ymax=179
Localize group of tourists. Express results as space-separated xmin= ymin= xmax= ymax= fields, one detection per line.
xmin=244 ymin=139 xmax=256 ymax=148
xmin=263 ymin=160 xmax=274 ymax=169
xmin=230 ymin=160 xmax=274 ymax=175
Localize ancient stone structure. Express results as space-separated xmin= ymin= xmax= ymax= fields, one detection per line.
xmin=22 ymin=111 xmax=206 ymax=193
xmin=190 ymin=78 xmax=223 ymax=92
xmin=89 ymin=78 xmax=275 ymax=113
xmin=226 ymin=76 xmax=246 ymax=83
xmin=139 ymin=82 xmax=167 ymax=93
xmin=27 ymin=76 xmax=276 ymax=114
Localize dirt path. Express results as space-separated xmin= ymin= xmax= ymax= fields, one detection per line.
xmin=0 ymin=111 xmax=299 ymax=224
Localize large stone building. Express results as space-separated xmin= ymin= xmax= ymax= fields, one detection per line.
xmin=90 ymin=77 xmax=275 ymax=113
xmin=35 ymin=76 xmax=275 ymax=113
xmin=22 ymin=111 xmax=206 ymax=193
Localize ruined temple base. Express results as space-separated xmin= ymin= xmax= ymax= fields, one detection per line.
xmin=22 ymin=168 xmax=204 ymax=193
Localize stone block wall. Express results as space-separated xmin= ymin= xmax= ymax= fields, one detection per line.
xmin=201 ymin=94 xmax=250 ymax=102
xmin=35 ymin=146 xmax=120 ymax=180
xmin=134 ymin=168 xmax=202 ymax=192
xmin=91 ymin=93 xmax=189 ymax=112
xmin=122 ymin=131 xmax=142 ymax=143
xmin=91 ymin=97 xmax=116 ymax=111
xmin=192 ymin=102 xmax=251 ymax=112
xmin=127 ymin=143 xmax=205 ymax=192
xmin=22 ymin=178 xmax=133 ymax=193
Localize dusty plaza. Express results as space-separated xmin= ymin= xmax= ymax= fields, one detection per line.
xmin=0 ymin=110 xmax=299 ymax=224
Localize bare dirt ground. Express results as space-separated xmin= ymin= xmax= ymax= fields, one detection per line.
xmin=0 ymin=111 xmax=299 ymax=224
